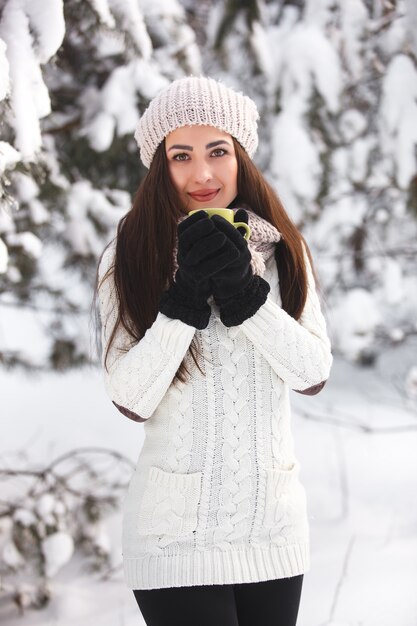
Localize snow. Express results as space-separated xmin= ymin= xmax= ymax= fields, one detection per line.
xmin=64 ymin=181 xmax=128 ymax=256
xmin=338 ymin=109 xmax=367 ymax=142
xmin=138 ymin=0 xmax=201 ymax=74
xmin=139 ymin=0 xmax=186 ymax=20
xmin=5 ymin=231 xmax=43 ymax=259
xmin=380 ymin=54 xmax=417 ymax=189
xmin=13 ymin=172 xmax=38 ymax=202
xmin=271 ymin=109 xmax=321 ymax=204
xmin=82 ymin=60 xmax=170 ymax=150
xmin=0 ymin=3 xmax=49 ymax=158
xmin=405 ymin=366 xmax=417 ymax=399
xmin=8 ymin=172 xmax=50 ymax=226
xmin=35 ymin=494 xmax=57 ymax=519
xmin=329 ymin=289 xmax=382 ymax=361
xmin=303 ymin=0 xmax=333 ymax=28
xmin=2 ymin=540 xmax=25 ymax=569
xmin=0 ymin=0 xmax=64 ymax=158
xmin=0 ymin=37 xmax=10 ymax=100
xmin=22 ymin=0 xmax=65 ymax=64
xmin=264 ymin=8 xmax=344 ymax=215
xmin=94 ymin=29 xmax=125 ymax=58
xmin=87 ymin=0 xmax=116 ymax=28
xmin=257 ymin=19 xmax=288 ymax=96
xmin=378 ymin=13 xmax=407 ymax=56
xmin=81 ymin=517 xmax=112 ymax=555
xmin=349 ymin=136 xmax=375 ymax=183
xmin=41 ymin=532 xmax=75 ymax=578
xmin=383 ymin=258 xmax=404 ymax=305
xmin=0 ymin=237 xmax=8 ymax=273
xmin=0 ymin=302 xmax=52 ymax=366
xmin=82 ymin=108 xmax=116 ymax=153
xmin=108 ymin=0 xmax=152 ymax=61
xmin=0 ymin=141 xmax=21 ymax=175
xmin=81 ymin=66 xmax=139 ymax=150
xmin=279 ymin=23 xmax=341 ymax=114
xmin=13 ymin=509 xmax=38 ymax=526
xmin=249 ymin=21 xmax=274 ymax=88
xmin=1 ymin=0 xmax=417 ymax=622
xmin=28 ymin=200 xmax=49 ymax=225
xmin=339 ymin=0 xmax=368 ymax=79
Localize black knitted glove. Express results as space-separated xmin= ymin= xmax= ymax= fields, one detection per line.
xmin=159 ymin=211 xmax=240 ymax=329
xmin=210 ymin=209 xmax=270 ymax=327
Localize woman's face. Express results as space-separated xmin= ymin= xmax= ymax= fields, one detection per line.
xmin=165 ymin=125 xmax=238 ymax=212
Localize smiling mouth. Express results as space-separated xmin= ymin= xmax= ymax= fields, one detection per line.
xmin=188 ymin=189 xmax=220 ymax=201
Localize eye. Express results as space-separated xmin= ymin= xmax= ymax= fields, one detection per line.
xmin=172 ymin=153 xmax=189 ymax=161
xmin=211 ymin=148 xmax=227 ymax=157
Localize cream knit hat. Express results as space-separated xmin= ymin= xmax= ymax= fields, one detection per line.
xmin=134 ymin=75 xmax=259 ymax=169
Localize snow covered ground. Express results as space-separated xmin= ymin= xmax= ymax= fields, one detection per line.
xmin=1 ymin=351 xmax=417 ymax=625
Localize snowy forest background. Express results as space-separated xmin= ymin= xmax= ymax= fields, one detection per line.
xmin=1 ymin=0 xmax=417 ymax=624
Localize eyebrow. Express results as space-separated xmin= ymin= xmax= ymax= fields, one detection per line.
xmin=167 ymin=140 xmax=231 ymax=152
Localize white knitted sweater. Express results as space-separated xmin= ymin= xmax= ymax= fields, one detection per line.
xmin=97 ymin=222 xmax=333 ymax=590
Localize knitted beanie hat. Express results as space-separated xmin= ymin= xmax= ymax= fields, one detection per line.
xmin=134 ymin=75 xmax=259 ymax=169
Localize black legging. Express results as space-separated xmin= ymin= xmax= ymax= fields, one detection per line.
xmin=133 ymin=574 xmax=304 ymax=626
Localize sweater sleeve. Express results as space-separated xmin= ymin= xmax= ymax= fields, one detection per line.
xmin=239 ymin=243 xmax=333 ymax=393
xmin=97 ymin=243 xmax=196 ymax=421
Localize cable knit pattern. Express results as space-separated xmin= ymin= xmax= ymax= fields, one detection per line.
xmin=165 ymin=382 xmax=194 ymax=474
xmin=240 ymin=240 xmax=333 ymax=392
xmin=97 ymin=241 xmax=196 ymax=420
xmin=137 ymin=466 xmax=202 ymax=552
xmin=214 ymin=329 xmax=252 ymax=547
xmin=270 ymin=370 xmax=284 ymax=465
xmin=97 ymin=223 xmax=333 ymax=590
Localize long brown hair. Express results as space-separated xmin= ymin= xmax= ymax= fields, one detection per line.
xmin=93 ymin=137 xmax=320 ymax=383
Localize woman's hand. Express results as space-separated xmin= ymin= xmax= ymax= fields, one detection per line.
xmin=209 ymin=209 xmax=253 ymax=302
xmin=209 ymin=209 xmax=271 ymax=327
xmin=176 ymin=210 xmax=239 ymax=293
xmin=159 ymin=210 xmax=239 ymax=329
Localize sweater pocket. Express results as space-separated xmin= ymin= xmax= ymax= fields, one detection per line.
xmin=137 ymin=466 xmax=202 ymax=548
xmin=262 ymin=462 xmax=308 ymax=545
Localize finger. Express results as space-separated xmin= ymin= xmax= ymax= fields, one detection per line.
xmin=234 ymin=208 xmax=248 ymax=224
xmin=210 ymin=215 xmax=237 ymax=237
xmin=211 ymin=214 xmax=248 ymax=250
xmin=193 ymin=243 xmax=240 ymax=279
xmin=184 ymin=230 xmax=227 ymax=266
xmin=234 ymin=209 xmax=249 ymax=236
xmin=186 ymin=231 xmax=240 ymax=268
xmin=178 ymin=215 xmax=216 ymax=254
xmin=177 ymin=210 xmax=211 ymax=239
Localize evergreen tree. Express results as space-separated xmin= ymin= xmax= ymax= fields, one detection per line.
xmin=200 ymin=0 xmax=417 ymax=366
xmin=0 ymin=0 xmax=201 ymax=371
xmin=1 ymin=0 xmax=416 ymax=377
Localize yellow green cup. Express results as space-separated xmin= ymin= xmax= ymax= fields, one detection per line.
xmin=189 ymin=208 xmax=251 ymax=241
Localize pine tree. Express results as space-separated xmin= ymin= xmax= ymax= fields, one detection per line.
xmin=199 ymin=0 xmax=417 ymax=366
xmin=0 ymin=0 xmax=201 ymax=371
xmin=1 ymin=0 xmax=416 ymax=375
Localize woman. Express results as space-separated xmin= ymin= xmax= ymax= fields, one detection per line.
xmin=95 ymin=75 xmax=333 ymax=626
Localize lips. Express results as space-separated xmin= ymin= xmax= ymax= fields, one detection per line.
xmin=188 ymin=189 xmax=219 ymax=201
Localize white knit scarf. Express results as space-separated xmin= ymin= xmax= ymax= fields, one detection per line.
xmin=173 ymin=209 xmax=282 ymax=278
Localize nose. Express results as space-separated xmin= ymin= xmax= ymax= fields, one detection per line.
xmin=192 ymin=158 xmax=213 ymax=183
